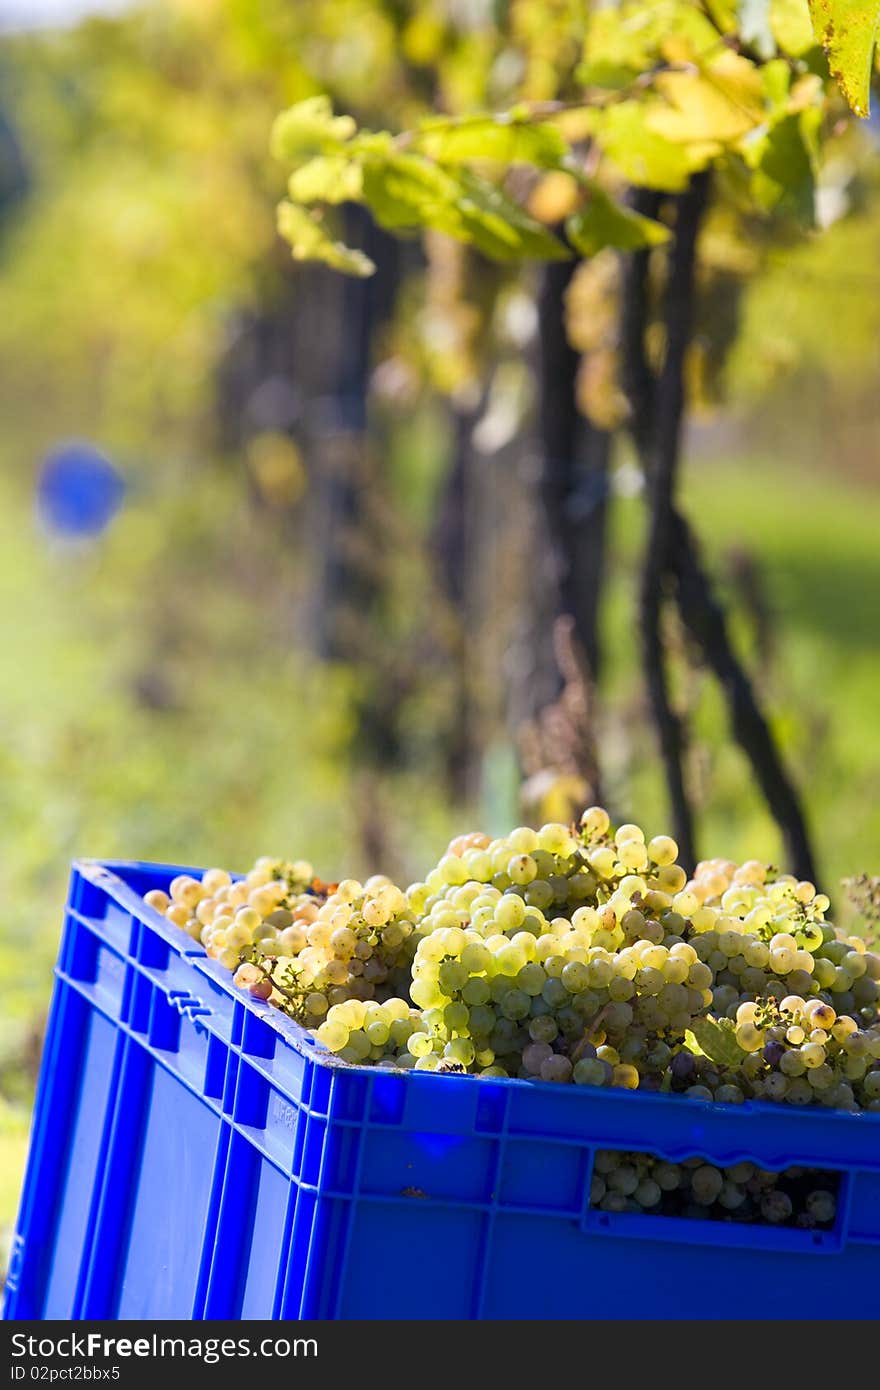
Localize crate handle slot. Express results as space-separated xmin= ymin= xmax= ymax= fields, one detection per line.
xmin=167 ymin=992 xmax=211 ymax=1018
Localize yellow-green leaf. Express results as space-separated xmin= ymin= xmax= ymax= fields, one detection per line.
xmin=771 ymin=0 xmax=818 ymax=55
xmin=414 ymin=113 xmax=568 ymax=168
xmin=686 ymin=1017 xmax=747 ymax=1068
xmin=649 ymin=52 xmax=767 ymax=145
xmin=271 ymin=97 xmax=357 ymax=165
xmin=276 ymin=201 xmax=374 ymax=277
xmin=360 ymin=154 xmax=569 ymax=262
xmin=589 ymin=103 xmax=696 ymax=190
xmin=361 ymin=152 xmax=461 ymax=230
xmin=750 ymin=109 xmax=820 ymax=222
xmin=288 ymin=156 xmax=364 ymax=205
xmin=808 ymin=0 xmax=880 ymax=115
xmin=565 ymin=184 xmax=670 ymax=257
xmin=454 ymin=171 xmax=570 ymax=262
xmin=579 ymin=0 xmax=720 ymax=87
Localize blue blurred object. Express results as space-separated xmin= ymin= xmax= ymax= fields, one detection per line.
xmin=36 ymin=442 xmax=125 ymax=538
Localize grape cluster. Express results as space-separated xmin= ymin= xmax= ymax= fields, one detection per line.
xmin=145 ymin=857 xmax=320 ymax=974
xmin=251 ymin=876 xmax=420 ymax=1028
xmin=142 ymin=805 xmax=880 ymax=1112
xmin=731 ymin=994 xmax=880 ymax=1110
xmin=590 ymin=1151 xmax=839 ymax=1229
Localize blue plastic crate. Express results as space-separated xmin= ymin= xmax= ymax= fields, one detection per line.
xmin=4 ymin=859 xmax=880 ymax=1321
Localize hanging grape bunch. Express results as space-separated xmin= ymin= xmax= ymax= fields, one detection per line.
xmin=144 ymin=808 xmax=880 ymax=1110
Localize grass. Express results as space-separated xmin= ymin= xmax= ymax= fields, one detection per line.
xmin=0 ymin=1119 xmax=29 ymax=1274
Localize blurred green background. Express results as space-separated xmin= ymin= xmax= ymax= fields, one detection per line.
xmin=1 ymin=0 xmax=879 ymax=1260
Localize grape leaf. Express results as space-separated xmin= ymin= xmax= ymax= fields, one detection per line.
xmin=739 ymin=0 xmax=778 ymax=56
xmin=361 ymin=154 xmax=569 ymax=261
xmin=413 ymin=113 xmax=568 ymax=167
xmin=649 ymin=53 xmax=767 ymax=145
xmin=271 ymin=97 xmax=357 ymax=165
xmin=579 ymin=0 xmax=719 ymax=87
xmin=361 ymin=152 xmax=461 ymax=230
xmin=589 ymin=103 xmax=695 ymax=190
xmin=808 ymin=0 xmax=880 ymax=115
xmin=750 ymin=109 xmax=820 ymax=223
xmin=288 ymin=156 xmax=364 ymax=204
xmin=771 ymin=0 xmax=819 ymax=54
xmin=565 ymin=184 xmax=670 ymax=256
xmin=706 ymin=0 xmax=740 ymax=32
xmin=454 ymin=171 xmax=570 ymax=262
xmin=276 ymin=201 xmax=374 ymax=277
xmin=686 ymin=1017 xmax=747 ymax=1067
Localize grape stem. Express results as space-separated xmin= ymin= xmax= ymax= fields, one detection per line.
xmin=570 ymin=1002 xmax=614 ymax=1063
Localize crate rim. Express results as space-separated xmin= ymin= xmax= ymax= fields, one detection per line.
xmin=73 ymin=855 xmax=880 ymax=1135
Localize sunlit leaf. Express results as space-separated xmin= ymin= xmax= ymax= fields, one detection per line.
xmin=579 ymin=0 xmax=718 ymax=87
xmin=361 ymin=151 xmax=462 ymax=230
xmin=686 ymin=1017 xmax=747 ymax=1067
xmin=750 ymin=109 xmax=820 ymax=222
xmin=414 ymin=112 xmax=568 ymax=167
xmin=761 ymin=57 xmax=794 ymax=109
xmin=771 ymin=0 xmax=819 ymax=54
xmin=360 ymin=153 xmax=569 ymax=262
xmin=565 ymin=183 xmax=670 ymax=256
xmin=589 ymin=103 xmax=695 ymax=190
xmin=288 ymin=156 xmax=364 ymax=204
xmin=276 ymin=201 xmax=374 ymax=276
xmin=649 ymin=53 xmax=767 ymax=145
xmin=454 ymin=171 xmax=570 ymax=261
xmin=270 ymin=96 xmax=357 ymax=165
xmin=808 ymin=0 xmax=880 ymax=114
xmin=706 ymin=0 xmax=739 ymax=30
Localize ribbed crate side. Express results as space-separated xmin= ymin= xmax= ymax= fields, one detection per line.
xmin=203 ymin=1132 xmax=288 ymax=1319
xmin=4 ymin=979 xmax=118 ymax=1319
xmin=112 ymin=1056 xmax=224 ymax=1319
xmin=480 ymin=1217 xmax=880 ymax=1318
xmin=43 ymin=1002 xmax=120 ymax=1317
xmin=337 ymin=1201 xmax=486 ymax=1319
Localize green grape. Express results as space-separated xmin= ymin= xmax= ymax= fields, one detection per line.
xmin=718 ymin=1181 xmax=747 ymax=1210
xmin=690 ymin=1166 xmax=724 ymax=1205
xmin=523 ymin=1041 xmax=553 ymax=1074
xmin=541 ymin=1054 xmax=573 ymax=1083
xmin=529 ymin=1015 xmax=558 ymax=1044
xmin=517 ymin=963 xmax=547 ymax=995
xmin=494 ymin=895 xmax=527 ymax=932
xmin=316 ymin=1020 xmax=349 ymax=1052
xmin=500 ymin=989 xmax=530 ymax=1021
xmin=508 ymin=854 xmax=537 ymax=886
xmin=760 ymin=1190 xmax=793 ymax=1224
xmin=762 ymin=1073 xmax=788 ymax=1101
xmin=806 ymin=1190 xmax=836 ymax=1224
xmin=444 ymin=1001 xmax=469 ymax=1032
xmin=654 ymin=1162 xmax=682 ymax=1191
xmin=648 ymin=835 xmax=678 ymax=867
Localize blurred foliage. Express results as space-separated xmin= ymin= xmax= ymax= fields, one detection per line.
xmin=0 ymin=0 xmax=878 ymax=1243
xmin=273 ymin=0 xmax=877 ymax=275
